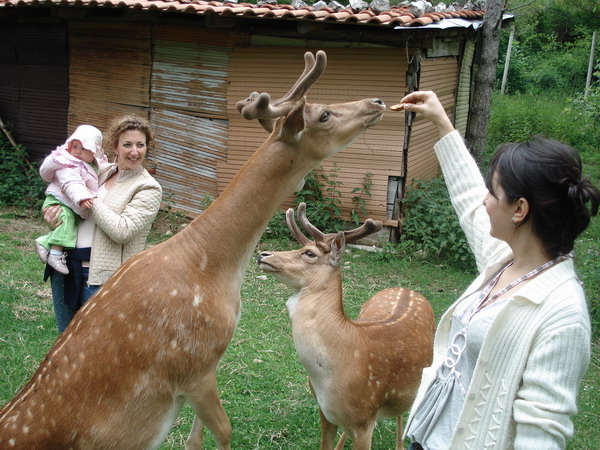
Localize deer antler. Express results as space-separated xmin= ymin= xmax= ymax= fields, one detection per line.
xmin=288 ymin=202 xmax=383 ymax=246
xmin=235 ymin=51 xmax=327 ymax=132
xmin=286 ymin=207 xmax=311 ymax=246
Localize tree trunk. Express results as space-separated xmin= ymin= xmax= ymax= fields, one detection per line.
xmin=465 ymin=0 xmax=505 ymax=163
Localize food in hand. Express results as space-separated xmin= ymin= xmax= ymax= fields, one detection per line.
xmin=389 ymin=103 xmax=406 ymax=111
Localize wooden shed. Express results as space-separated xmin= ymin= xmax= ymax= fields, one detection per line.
xmin=0 ymin=0 xmax=494 ymax=234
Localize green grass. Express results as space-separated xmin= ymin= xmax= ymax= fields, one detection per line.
xmin=1 ymin=208 xmax=598 ymax=448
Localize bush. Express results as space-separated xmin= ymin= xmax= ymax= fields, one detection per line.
xmin=400 ymin=178 xmax=476 ymax=272
xmin=265 ymin=165 xmax=372 ymax=239
xmin=0 ymin=133 xmax=45 ymax=210
xmin=487 ymin=92 xmax=598 ymax=157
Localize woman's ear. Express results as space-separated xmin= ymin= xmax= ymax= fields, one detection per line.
xmin=512 ymin=197 xmax=529 ymax=226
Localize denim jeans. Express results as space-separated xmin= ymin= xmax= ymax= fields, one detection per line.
xmin=51 ymin=267 xmax=100 ymax=333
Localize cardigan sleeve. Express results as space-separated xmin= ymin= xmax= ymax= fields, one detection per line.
xmin=91 ymin=178 xmax=162 ymax=245
xmin=433 ymin=131 xmax=508 ymax=272
xmin=512 ymin=292 xmax=591 ymax=448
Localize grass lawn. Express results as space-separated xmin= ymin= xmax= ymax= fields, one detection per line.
xmin=0 ymin=208 xmax=598 ymax=448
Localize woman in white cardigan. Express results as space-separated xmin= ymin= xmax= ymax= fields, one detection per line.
xmin=399 ymin=91 xmax=599 ymax=449
xmin=44 ymin=115 xmax=162 ymax=332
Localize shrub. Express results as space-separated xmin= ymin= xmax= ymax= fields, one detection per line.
xmin=487 ymin=92 xmax=598 ymax=157
xmin=400 ymin=177 xmax=476 ymax=272
xmin=0 ymin=133 xmax=45 ymax=210
xmin=265 ymin=165 xmax=372 ymax=239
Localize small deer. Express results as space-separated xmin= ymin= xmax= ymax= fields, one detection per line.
xmin=0 ymin=52 xmax=385 ymax=449
xmin=257 ymin=203 xmax=435 ymax=450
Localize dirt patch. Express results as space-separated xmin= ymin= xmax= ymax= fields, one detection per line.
xmin=0 ymin=208 xmax=46 ymax=236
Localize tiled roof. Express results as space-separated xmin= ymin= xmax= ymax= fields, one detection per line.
xmin=0 ymin=0 xmax=485 ymax=28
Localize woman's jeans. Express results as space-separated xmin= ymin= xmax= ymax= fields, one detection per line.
xmin=50 ymin=268 xmax=100 ymax=333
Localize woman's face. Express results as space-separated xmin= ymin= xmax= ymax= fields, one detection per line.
xmin=114 ymin=129 xmax=147 ymax=171
xmin=483 ymin=172 xmax=516 ymax=241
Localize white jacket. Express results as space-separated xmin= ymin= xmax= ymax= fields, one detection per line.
xmin=406 ymin=131 xmax=591 ymax=449
xmin=87 ymin=163 xmax=162 ymax=286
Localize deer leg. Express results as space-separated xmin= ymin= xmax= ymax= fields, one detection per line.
xmin=184 ymin=375 xmax=231 ymax=450
xmin=345 ymin=423 xmax=375 ymax=450
xmin=396 ymin=416 xmax=404 ymax=450
xmin=318 ymin=407 xmax=339 ymax=450
xmin=334 ymin=431 xmax=348 ymax=450
xmin=185 ymin=415 xmax=205 ymax=450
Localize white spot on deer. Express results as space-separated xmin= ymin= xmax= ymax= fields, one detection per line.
xmin=193 ymin=294 xmax=202 ymax=307
xmin=22 ymin=425 xmax=29 ymax=433
xmin=118 ymin=313 xmax=126 ymax=320
xmin=171 ymin=340 xmax=178 ymax=350
xmin=128 ymin=332 xmax=135 ymax=340
xmin=171 ymin=289 xmax=178 ymax=297
xmin=8 ymin=439 xmax=16 ymax=447
xmin=192 ymin=285 xmax=203 ymax=308
xmin=354 ymin=349 xmax=360 ymax=358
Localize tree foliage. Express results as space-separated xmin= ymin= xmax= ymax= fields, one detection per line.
xmin=499 ymin=0 xmax=599 ymax=95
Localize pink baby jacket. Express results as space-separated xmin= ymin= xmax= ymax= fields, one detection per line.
xmin=39 ymin=146 xmax=100 ymax=219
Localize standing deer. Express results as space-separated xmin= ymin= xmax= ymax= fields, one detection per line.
xmin=0 ymin=51 xmax=385 ymax=449
xmin=257 ymin=202 xmax=435 ymax=450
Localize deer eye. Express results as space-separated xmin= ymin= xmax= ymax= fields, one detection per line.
xmin=319 ymin=111 xmax=331 ymax=122
xmin=303 ymin=250 xmax=317 ymax=258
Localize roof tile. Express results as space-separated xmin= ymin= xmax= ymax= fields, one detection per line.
xmin=0 ymin=0 xmax=485 ymax=27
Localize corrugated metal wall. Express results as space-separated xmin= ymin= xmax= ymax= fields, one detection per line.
xmin=407 ymin=56 xmax=458 ymax=181
xmin=1 ymin=17 xmax=471 ymax=225
xmin=222 ymin=47 xmax=407 ymax=222
xmin=454 ymin=39 xmax=476 ymax=137
xmin=150 ymin=26 xmax=247 ymax=215
xmin=68 ymin=20 xmax=152 ymax=159
xmin=0 ymin=23 xmax=68 ymax=161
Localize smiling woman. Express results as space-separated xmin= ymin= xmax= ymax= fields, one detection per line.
xmin=43 ymin=115 xmax=163 ymax=332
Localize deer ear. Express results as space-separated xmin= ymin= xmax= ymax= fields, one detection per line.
xmin=279 ymin=98 xmax=306 ymax=143
xmin=330 ymin=232 xmax=345 ymax=267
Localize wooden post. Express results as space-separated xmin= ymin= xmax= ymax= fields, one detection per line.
xmin=501 ymin=25 xmax=515 ymax=95
xmin=585 ymin=31 xmax=597 ymax=99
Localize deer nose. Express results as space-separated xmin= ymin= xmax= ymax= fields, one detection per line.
xmin=257 ymin=252 xmax=272 ymax=263
xmin=372 ymin=99 xmax=384 ymax=105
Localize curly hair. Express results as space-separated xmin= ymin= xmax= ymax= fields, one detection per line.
xmin=486 ymin=136 xmax=600 ymax=258
xmin=104 ymin=115 xmax=155 ymax=157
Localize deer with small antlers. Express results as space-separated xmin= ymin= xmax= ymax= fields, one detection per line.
xmin=257 ymin=202 xmax=435 ymax=450
xmin=0 ymin=52 xmax=385 ymax=449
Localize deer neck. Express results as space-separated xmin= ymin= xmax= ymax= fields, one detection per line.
xmin=181 ymin=137 xmax=314 ymax=270
xmin=286 ymin=273 xmax=355 ymax=383
xmin=286 ymin=272 xmax=348 ymax=326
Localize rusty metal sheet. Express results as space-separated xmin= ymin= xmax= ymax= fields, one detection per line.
xmin=151 ymin=109 xmax=228 ymax=216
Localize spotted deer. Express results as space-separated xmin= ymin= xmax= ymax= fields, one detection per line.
xmin=257 ymin=203 xmax=435 ymax=450
xmin=0 ymin=51 xmax=386 ymax=449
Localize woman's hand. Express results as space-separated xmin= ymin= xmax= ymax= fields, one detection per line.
xmin=400 ymin=90 xmax=455 ymax=138
xmin=43 ymin=204 xmax=63 ymax=230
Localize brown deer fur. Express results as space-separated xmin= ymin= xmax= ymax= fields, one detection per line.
xmin=0 ymin=52 xmax=385 ymax=449
xmin=257 ymin=203 xmax=435 ymax=449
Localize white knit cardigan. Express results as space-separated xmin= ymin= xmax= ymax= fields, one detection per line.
xmin=87 ymin=163 xmax=162 ymax=286
xmin=405 ymin=131 xmax=591 ymax=449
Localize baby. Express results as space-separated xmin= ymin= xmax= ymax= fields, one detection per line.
xmin=35 ymin=125 xmax=106 ymax=274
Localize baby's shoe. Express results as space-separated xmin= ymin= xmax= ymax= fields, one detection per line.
xmin=47 ymin=252 xmax=69 ymax=275
xmin=35 ymin=242 xmax=49 ymax=264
